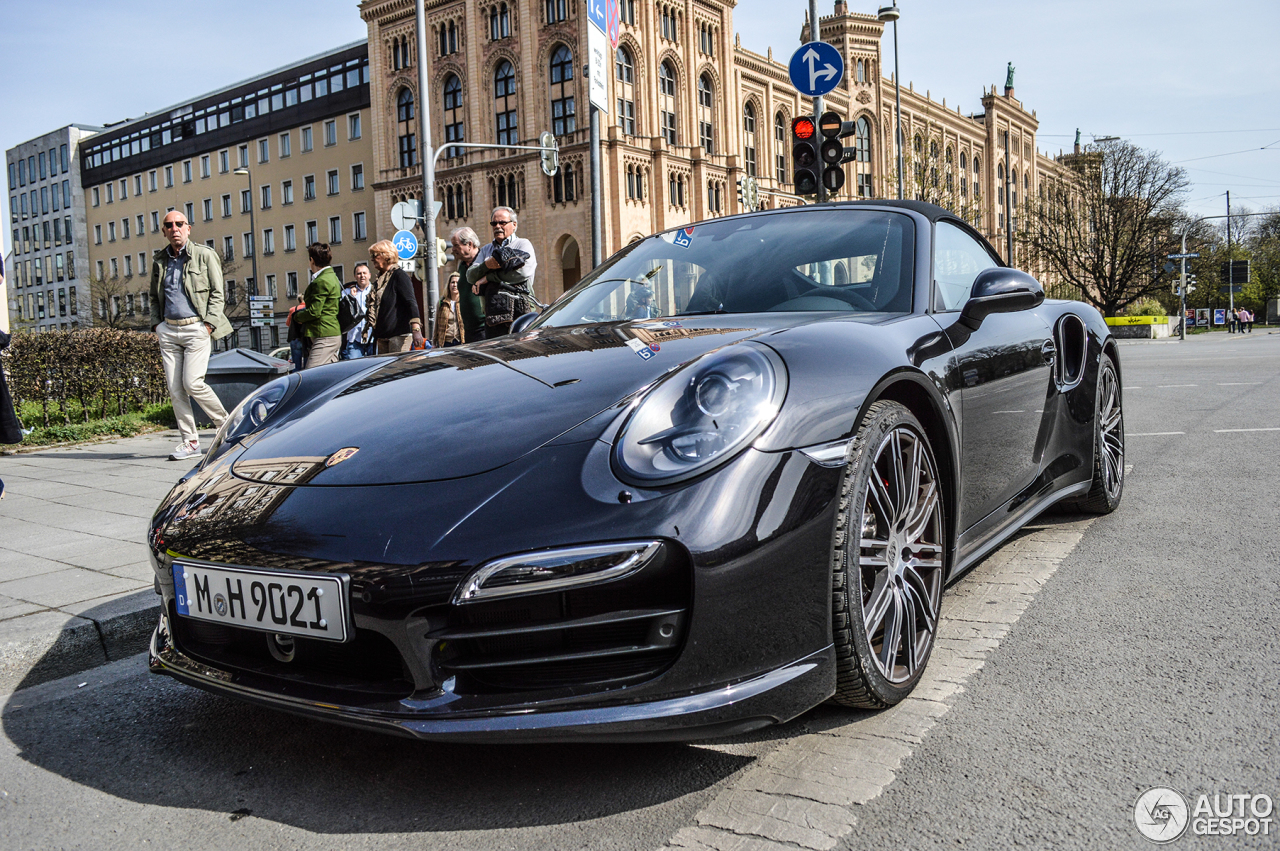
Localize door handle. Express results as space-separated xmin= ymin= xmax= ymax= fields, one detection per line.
xmin=1041 ymin=339 xmax=1056 ymax=364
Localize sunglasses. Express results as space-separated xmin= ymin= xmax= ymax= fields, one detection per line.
xmin=490 ymin=220 xmax=514 ymax=226
xmin=163 ymin=221 xmax=189 ymax=229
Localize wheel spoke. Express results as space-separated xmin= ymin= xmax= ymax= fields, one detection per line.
xmin=889 ymin=431 xmax=907 ymax=520
xmin=868 ymin=474 xmax=896 ymax=528
xmin=903 ymin=483 xmax=939 ymax=543
xmin=901 ymin=563 xmax=938 ymax=636
xmin=899 ymin=581 xmax=920 ymax=673
xmin=862 ymin=569 xmax=894 ymax=636
xmin=876 ymin=586 xmax=904 ymax=674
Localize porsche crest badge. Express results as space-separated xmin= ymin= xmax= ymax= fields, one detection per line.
xmin=325 ymin=447 xmax=360 ymax=467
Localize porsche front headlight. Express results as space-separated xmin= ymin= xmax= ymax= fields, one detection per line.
xmin=203 ymin=374 xmax=297 ymax=465
xmin=613 ymin=343 xmax=787 ymax=486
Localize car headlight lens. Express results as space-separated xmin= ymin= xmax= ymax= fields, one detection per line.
xmin=203 ymin=374 xmax=297 ymax=465
xmin=614 ymin=343 xmax=787 ymax=486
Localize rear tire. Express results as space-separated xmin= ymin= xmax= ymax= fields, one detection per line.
xmin=831 ymin=401 xmax=946 ymax=709
xmin=1063 ymin=353 xmax=1124 ymax=514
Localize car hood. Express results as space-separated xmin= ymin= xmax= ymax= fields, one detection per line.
xmin=231 ymin=317 xmax=803 ymax=486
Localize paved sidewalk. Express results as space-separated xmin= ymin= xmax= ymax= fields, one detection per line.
xmin=0 ymin=430 xmax=208 ymax=690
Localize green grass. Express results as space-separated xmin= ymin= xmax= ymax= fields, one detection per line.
xmin=14 ymin=402 xmax=177 ymax=448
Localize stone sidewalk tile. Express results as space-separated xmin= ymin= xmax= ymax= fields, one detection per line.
xmin=0 ymin=550 xmax=69 ymax=583
xmin=105 ymin=562 xmax=156 ymax=584
xmin=697 ymin=789 xmax=855 ymax=851
xmin=44 ymin=490 xmax=164 ymax=518
xmin=54 ymin=540 xmax=151 ymax=571
xmin=665 ymin=825 xmax=797 ymax=851
xmin=0 ymin=595 xmax=46 ymax=621
xmin=0 ymin=567 xmax=148 ymax=609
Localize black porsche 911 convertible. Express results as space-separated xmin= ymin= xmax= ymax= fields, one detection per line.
xmin=147 ymin=200 xmax=1124 ymax=741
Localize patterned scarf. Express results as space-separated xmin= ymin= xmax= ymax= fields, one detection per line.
xmin=364 ymin=267 xmax=394 ymax=343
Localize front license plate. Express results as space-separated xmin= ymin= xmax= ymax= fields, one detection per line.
xmin=172 ymin=561 xmax=349 ymax=642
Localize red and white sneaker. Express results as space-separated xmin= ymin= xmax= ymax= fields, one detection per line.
xmin=168 ymin=440 xmax=203 ymax=461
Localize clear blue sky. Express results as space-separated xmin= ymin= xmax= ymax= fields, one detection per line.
xmin=3 ymin=0 xmax=1277 ymax=242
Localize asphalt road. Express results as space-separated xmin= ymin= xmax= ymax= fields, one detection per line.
xmin=2 ymin=331 xmax=1276 ymax=850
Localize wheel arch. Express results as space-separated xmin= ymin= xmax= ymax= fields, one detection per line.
xmin=854 ymin=370 xmax=960 ymax=566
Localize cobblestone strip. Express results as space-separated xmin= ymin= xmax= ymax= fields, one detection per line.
xmin=662 ymin=516 xmax=1094 ymax=851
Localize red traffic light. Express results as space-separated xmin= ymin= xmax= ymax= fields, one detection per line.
xmin=819 ymin=111 xmax=844 ymax=138
xmin=792 ymin=117 xmax=816 ymax=140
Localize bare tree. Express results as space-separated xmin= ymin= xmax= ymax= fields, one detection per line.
xmin=87 ymin=274 xmax=150 ymax=331
xmin=1019 ymin=139 xmax=1189 ymax=316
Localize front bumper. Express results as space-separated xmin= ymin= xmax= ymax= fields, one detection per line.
xmin=149 ymin=608 xmax=835 ymax=742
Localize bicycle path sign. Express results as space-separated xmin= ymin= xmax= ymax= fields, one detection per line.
xmin=393 ymin=230 xmax=418 ymax=260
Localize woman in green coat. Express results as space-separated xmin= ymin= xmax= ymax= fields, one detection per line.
xmin=293 ymin=243 xmax=343 ymax=368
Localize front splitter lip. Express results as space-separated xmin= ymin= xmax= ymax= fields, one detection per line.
xmin=148 ymin=611 xmax=833 ymax=743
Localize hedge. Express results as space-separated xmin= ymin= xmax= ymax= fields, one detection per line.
xmin=2 ymin=329 xmax=168 ymax=429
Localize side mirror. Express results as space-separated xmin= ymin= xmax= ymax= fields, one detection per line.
xmin=510 ymin=311 xmax=540 ymax=334
xmin=959 ymin=268 xmax=1045 ymax=329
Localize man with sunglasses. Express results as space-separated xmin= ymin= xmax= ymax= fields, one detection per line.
xmin=149 ymin=210 xmax=231 ymax=461
xmin=465 ymin=206 xmax=538 ymax=337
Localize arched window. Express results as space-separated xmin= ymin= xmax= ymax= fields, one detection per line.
xmin=554 ymin=161 xmax=575 ymax=203
xmin=393 ymin=38 xmax=402 ymax=70
xmin=490 ymin=4 xmax=510 ymax=40
xmin=945 ymin=147 xmax=954 ymax=193
xmin=659 ymin=62 xmax=677 ymax=145
xmin=494 ymin=61 xmax=518 ymax=144
xmin=743 ymin=103 xmax=757 ymax=177
xmin=697 ymin=73 xmax=714 ymax=154
xmin=443 ymin=74 xmax=464 ymax=159
xmin=1010 ymin=168 xmax=1018 ymax=209
xmin=448 ymin=21 xmax=457 ymax=53
xmin=856 ymin=59 xmax=865 ymax=83
xmin=549 ymin=45 xmax=576 ymax=135
xmin=854 ymin=116 xmax=872 ymax=197
xmin=545 ymin=0 xmax=566 ymax=24
xmin=438 ymin=24 xmax=447 ymax=57
xmin=397 ymin=89 xmax=416 ymax=168
xmin=616 ymin=47 xmax=636 ymax=135
xmin=775 ymin=112 xmax=787 ymax=184
xmin=973 ymin=155 xmax=981 ymax=198
xmin=930 ymin=140 xmax=939 ymax=161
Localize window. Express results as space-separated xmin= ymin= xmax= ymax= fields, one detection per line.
xmin=221 ymin=194 xmax=232 ymax=217
xmin=262 ymin=228 xmax=275 ymax=255
xmin=699 ymin=21 xmax=715 ymax=55
xmin=122 ymin=217 xmax=131 ymax=239
xmin=549 ymin=46 xmax=576 ymax=136
xmin=545 ymin=0 xmax=566 ymax=23
xmin=164 ymin=166 xmax=173 ymax=187
xmin=856 ymin=59 xmax=865 ymax=84
xmin=219 ymin=150 xmax=229 ymax=173
xmin=351 ymin=163 xmax=365 ymax=191
xmin=495 ymin=173 xmax=518 ymax=209
xmin=328 ymin=216 xmax=341 ymax=243
xmin=324 ymin=120 xmax=337 ymax=147
xmin=327 ymin=170 xmax=339 ymax=196
xmin=223 ymin=236 xmax=234 ymax=260
xmin=616 ymin=47 xmax=636 ymax=134
xmin=698 ymin=75 xmax=714 ymax=154
xmin=443 ymin=75 xmax=465 ymax=159
xmin=110 ymin=258 xmax=118 ymax=278
xmin=353 ymin=210 xmax=367 ymax=241
xmin=306 ymin=220 xmax=318 ymax=244
xmin=659 ymin=62 xmax=677 ymax=145
xmin=60 ymin=145 xmax=69 ymax=173
xmin=348 ymin=113 xmax=361 ymax=140
xmin=266 ymin=274 xmax=277 ymax=299
xmin=106 ymin=183 xmax=114 ymax=203
xmin=243 ymin=232 xmax=254 ymax=258
xmin=301 ymin=126 xmax=313 ymax=152
xmin=934 ymin=221 xmax=997 ymax=311
xmin=284 ymin=224 xmax=296 ymax=252
xmin=495 ymin=61 xmax=518 ymax=145
xmin=286 ymin=271 xmax=299 ymax=298
xmin=743 ymin=103 xmax=757 ymax=177
xmin=775 ymin=112 xmax=787 ymax=184
xmin=96 ymin=260 xmax=104 ymax=279
xmin=397 ymin=90 xmax=417 ymax=167
xmin=489 ymin=3 xmax=510 ymax=39
xmin=108 ymin=222 xmax=116 ymax=242
xmin=63 ymin=180 xmax=71 ymax=209
xmin=241 ymin=188 xmax=252 ymax=213
xmin=278 ymin=132 xmax=291 ymax=159
xmin=854 ymin=116 xmax=873 ymax=198
xmin=226 ymin=279 xmax=237 ymax=306
xmin=660 ymin=6 xmax=677 ymax=40
xmin=182 ymin=160 xmax=192 ymax=183
xmin=151 ymin=211 xmax=159 ymax=232
xmin=238 ymin=145 xmax=248 ymax=168
xmin=304 ymin=174 xmax=316 ymax=201
xmin=134 ymin=174 xmax=143 ymax=195
xmin=668 ymin=172 xmax=685 ymax=207
xmin=124 ymin=255 xmax=133 ymax=278
xmin=94 ymin=224 xmax=102 ymax=245
xmin=282 ymin=180 xmax=294 ymax=204
xmin=625 ymin=164 xmax=644 ymax=201
xmin=552 ymin=163 xmax=576 ymax=203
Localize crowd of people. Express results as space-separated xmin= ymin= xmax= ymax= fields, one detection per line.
xmin=1228 ymin=307 xmax=1255 ymax=333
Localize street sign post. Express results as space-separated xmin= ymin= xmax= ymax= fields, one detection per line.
xmin=393 ymin=230 xmax=419 ymax=261
xmin=391 ymin=200 xmax=421 ymax=231
xmin=1167 ymin=252 xmax=1200 ymax=260
xmin=788 ymin=42 xmax=844 ymax=97
xmin=250 ymin=317 xmax=274 ymax=328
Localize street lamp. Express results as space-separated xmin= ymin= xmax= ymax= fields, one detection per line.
xmin=877 ymin=2 xmax=904 ymax=200
xmin=233 ymin=166 xmax=260 ymax=350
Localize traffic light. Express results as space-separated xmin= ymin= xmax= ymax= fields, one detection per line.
xmin=791 ymin=116 xmax=820 ymax=196
xmin=736 ymin=174 xmax=759 ymax=212
xmin=818 ymin=111 xmax=858 ymax=195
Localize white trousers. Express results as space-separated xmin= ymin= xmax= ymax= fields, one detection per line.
xmin=157 ymin=321 xmax=228 ymax=442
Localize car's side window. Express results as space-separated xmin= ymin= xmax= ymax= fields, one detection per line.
xmin=934 ymin=221 xmax=997 ymax=312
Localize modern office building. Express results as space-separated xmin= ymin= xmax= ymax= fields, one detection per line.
xmin=6 ymin=125 xmax=100 ymax=331
xmin=80 ymin=41 xmax=374 ymax=351
xmin=357 ymin=0 xmax=1076 ymax=305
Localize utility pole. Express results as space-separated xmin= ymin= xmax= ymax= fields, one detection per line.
xmin=590 ymin=96 xmax=602 ymax=267
xmin=415 ymin=0 xmax=438 ymax=337
xmin=1226 ymin=190 xmax=1234 ymax=324
xmin=1004 ymin=129 xmax=1014 ymax=265
xmin=809 ymin=0 xmax=825 ymax=203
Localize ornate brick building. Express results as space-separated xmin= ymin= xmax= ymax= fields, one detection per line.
xmin=358 ymin=0 xmax=1075 ymax=304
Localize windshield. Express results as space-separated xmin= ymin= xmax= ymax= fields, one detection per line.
xmin=534 ymin=209 xmax=916 ymax=328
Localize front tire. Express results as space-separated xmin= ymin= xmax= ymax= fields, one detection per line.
xmin=831 ymin=401 xmax=946 ymax=708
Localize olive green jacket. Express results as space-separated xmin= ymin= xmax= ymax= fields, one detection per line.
xmin=149 ymin=240 xmax=232 ymax=339
xmin=292 ymin=267 xmax=343 ymax=338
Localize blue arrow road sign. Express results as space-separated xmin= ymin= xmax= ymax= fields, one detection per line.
xmin=789 ymin=41 xmax=844 ymax=97
xmin=393 ymin=229 xmax=418 ymax=260
xmin=587 ymin=0 xmax=606 ymax=32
